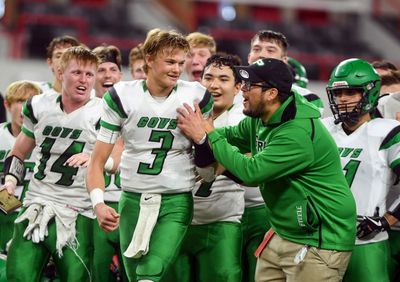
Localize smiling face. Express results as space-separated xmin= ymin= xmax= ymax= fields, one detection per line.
xmin=59 ymin=59 xmax=97 ymax=107
xmin=95 ymin=62 xmax=122 ymax=98
xmin=185 ymin=46 xmax=212 ymax=82
xmin=146 ymin=47 xmax=186 ymax=93
xmin=201 ymin=63 xmax=240 ymax=117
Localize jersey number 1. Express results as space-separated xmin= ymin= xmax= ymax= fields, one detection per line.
xmin=343 ymin=159 xmax=361 ymax=188
xmin=34 ymin=137 xmax=85 ymax=186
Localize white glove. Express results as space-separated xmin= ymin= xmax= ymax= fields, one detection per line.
xmin=14 ymin=204 xmax=43 ymax=240
xmin=37 ymin=205 xmax=55 ymax=242
xmin=0 ymin=175 xmax=18 ymax=195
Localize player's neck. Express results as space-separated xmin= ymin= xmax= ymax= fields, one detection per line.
xmin=53 ymin=79 xmax=62 ymax=93
xmin=213 ymin=103 xmax=233 ymax=120
xmin=60 ymin=95 xmax=90 ymax=114
xmin=145 ymin=77 xmax=174 ymax=98
xmin=343 ymin=113 xmax=371 ymax=133
xmin=10 ymin=122 xmax=21 ymax=137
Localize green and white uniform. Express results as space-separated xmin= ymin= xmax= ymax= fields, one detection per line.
xmin=292 ymin=84 xmax=324 ymax=115
xmin=167 ymin=102 xmax=245 ymax=282
xmin=98 ymin=80 xmax=213 ymax=282
xmin=93 ymin=172 xmax=125 ymax=282
xmin=0 ymin=123 xmax=36 ymax=252
xmin=323 ymin=117 xmax=400 ymax=282
xmin=208 ymin=92 xmax=356 ymax=251
xmin=7 ymin=92 xmax=102 ymax=282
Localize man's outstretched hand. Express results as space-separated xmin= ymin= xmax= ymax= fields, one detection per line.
xmin=177 ymin=102 xmax=214 ymax=144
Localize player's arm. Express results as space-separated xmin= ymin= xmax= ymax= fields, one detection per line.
xmin=358 ymin=126 xmax=400 ymax=239
xmin=1 ymin=133 xmax=35 ymax=195
xmin=87 ymin=140 xmax=119 ymax=232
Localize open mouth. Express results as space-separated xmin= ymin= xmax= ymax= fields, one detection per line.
xmin=102 ymin=82 xmax=114 ymax=88
xmin=77 ymin=86 xmax=87 ymax=93
xmin=192 ymin=71 xmax=202 ymax=79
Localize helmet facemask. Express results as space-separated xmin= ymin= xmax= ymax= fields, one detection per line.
xmin=327 ymin=87 xmax=371 ymax=125
xmin=326 ymin=58 xmax=381 ymax=125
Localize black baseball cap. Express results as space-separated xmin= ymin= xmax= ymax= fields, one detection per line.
xmin=234 ymin=58 xmax=294 ymax=95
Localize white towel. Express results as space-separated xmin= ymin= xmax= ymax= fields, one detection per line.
xmin=17 ymin=197 xmax=80 ymax=257
xmin=124 ymin=193 xmax=161 ymax=258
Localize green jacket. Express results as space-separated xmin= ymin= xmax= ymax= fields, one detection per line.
xmin=208 ymin=92 xmax=356 ymax=251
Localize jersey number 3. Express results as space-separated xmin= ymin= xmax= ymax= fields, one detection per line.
xmin=137 ymin=130 xmax=174 ymax=175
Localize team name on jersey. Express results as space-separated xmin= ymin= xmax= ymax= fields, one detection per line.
xmin=137 ymin=116 xmax=177 ymax=130
xmin=256 ymin=136 xmax=267 ymax=152
xmin=42 ymin=125 xmax=82 ymax=139
xmin=338 ymin=147 xmax=363 ymax=158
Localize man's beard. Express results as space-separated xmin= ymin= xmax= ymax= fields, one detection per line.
xmin=243 ymin=101 xmax=264 ymax=118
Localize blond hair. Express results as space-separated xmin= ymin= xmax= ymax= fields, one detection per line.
xmin=59 ymin=46 xmax=100 ymax=72
xmin=5 ymin=81 xmax=41 ymax=104
xmin=186 ymin=32 xmax=216 ymax=54
xmin=129 ymin=43 xmax=144 ymax=70
xmin=142 ymin=28 xmax=190 ymax=73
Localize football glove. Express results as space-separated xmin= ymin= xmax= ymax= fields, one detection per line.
xmin=356 ymin=216 xmax=390 ymax=240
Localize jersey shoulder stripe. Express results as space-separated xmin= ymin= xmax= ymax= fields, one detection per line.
xmin=380 ymin=125 xmax=400 ymax=150
xmin=199 ymin=90 xmax=213 ymax=115
xmin=22 ymin=97 xmax=38 ymax=124
xmin=21 ymin=126 xmax=34 ymax=138
xmin=100 ymin=119 xmax=121 ymax=131
xmin=104 ymin=87 xmax=128 ymax=119
xmin=303 ymin=93 xmax=321 ymax=102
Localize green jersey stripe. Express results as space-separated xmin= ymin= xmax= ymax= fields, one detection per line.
xmin=21 ymin=126 xmax=34 ymax=138
xmin=22 ymin=98 xmax=38 ymax=124
xmin=199 ymin=90 xmax=213 ymax=114
xmin=100 ymin=120 xmax=121 ymax=132
xmin=380 ymin=125 xmax=400 ymax=150
xmin=390 ymin=158 xmax=400 ymax=170
xmin=104 ymin=88 xmax=128 ymax=119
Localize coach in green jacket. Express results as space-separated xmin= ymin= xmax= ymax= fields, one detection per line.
xmin=177 ymin=58 xmax=356 ymax=282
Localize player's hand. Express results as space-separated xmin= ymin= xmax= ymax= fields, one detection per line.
xmin=65 ymin=153 xmax=90 ymax=168
xmin=177 ymin=103 xmax=214 ymax=143
xmin=357 ymin=216 xmax=390 ymax=240
xmin=94 ymin=203 xmax=120 ymax=232
xmin=0 ymin=180 xmax=17 ymax=195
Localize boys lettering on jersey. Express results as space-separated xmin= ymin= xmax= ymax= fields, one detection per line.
xmin=42 ymin=125 xmax=82 ymax=140
xmin=137 ymin=117 xmax=177 ymax=130
xmin=338 ymin=147 xmax=363 ymax=158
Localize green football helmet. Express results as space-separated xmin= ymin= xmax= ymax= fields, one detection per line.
xmin=287 ymin=57 xmax=309 ymax=88
xmin=326 ymin=58 xmax=381 ymax=124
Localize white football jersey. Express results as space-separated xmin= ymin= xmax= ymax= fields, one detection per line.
xmin=323 ymin=117 xmax=400 ymax=244
xmin=104 ymin=171 xmax=121 ymax=202
xmin=0 ymin=123 xmax=36 ymax=200
xmin=98 ymin=80 xmax=213 ymax=194
xmin=22 ymin=92 xmax=103 ymax=212
xmin=192 ymin=102 xmax=245 ymax=224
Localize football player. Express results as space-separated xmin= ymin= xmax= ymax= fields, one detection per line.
xmin=92 ymin=44 xmax=126 ymax=282
xmin=0 ymin=81 xmax=40 ymax=252
xmin=86 ymin=29 xmax=213 ymax=282
xmin=323 ymin=58 xmax=400 ymax=282
xmin=2 ymin=46 xmax=102 ymax=281
xmin=166 ymin=53 xmax=245 ymax=282
xmin=185 ymin=32 xmax=216 ymax=82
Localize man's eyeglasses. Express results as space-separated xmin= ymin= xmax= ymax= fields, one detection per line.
xmin=241 ymin=81 xmax=271 ymax=92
